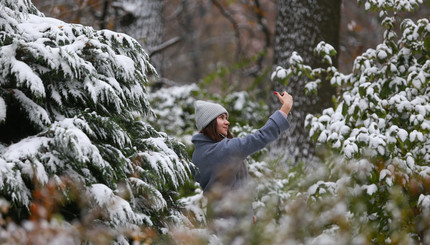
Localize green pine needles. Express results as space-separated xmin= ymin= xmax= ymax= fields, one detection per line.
xmin=0 ymin=0 xmax=192 ymax=238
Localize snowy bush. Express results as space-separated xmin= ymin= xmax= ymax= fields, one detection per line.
xmin=0 ymin=0 xmax=192 ymax=241
xmin=270 ymin=0 xmax=430 ymax=243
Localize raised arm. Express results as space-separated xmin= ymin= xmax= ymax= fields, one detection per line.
xmin=219 ymin=91 xmax=293 ymax=157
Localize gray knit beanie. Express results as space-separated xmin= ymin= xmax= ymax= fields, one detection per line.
xmin=194 ymin=100 xmax=228 ymax=131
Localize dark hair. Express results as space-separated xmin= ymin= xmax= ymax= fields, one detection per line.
xmin=200 ymin=118 xmax=233 ymax=142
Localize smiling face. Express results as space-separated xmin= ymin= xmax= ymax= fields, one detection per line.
xmin=216 ymin=113 xmax=230 ymax=136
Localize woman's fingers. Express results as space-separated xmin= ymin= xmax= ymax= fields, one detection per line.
xmin=274 ymin=91 xmax=284 ymax=103
xmin=284 ymin=92 xmax=293 ymax=104
xmin=275 ymin=91 xmax=292 ymax=102
xmin=275 ymin=91 xmax=293 ymax=114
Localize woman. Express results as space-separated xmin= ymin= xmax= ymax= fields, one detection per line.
xmin=192 ymin=91 xmax=293 ymax=197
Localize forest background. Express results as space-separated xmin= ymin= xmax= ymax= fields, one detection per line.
xmin=33 ymin=0 xmax=430 ymax=160
xmin=31 ymin=0 xmax=429 ymax=88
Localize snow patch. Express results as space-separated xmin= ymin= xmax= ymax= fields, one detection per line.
xmin=0 ymin=96 xmax=6 ymax=122
xmin=1 ymin=136 xmax=50 ymax=161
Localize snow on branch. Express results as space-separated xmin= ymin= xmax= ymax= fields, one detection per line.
xmin=0 ymin=0 xmax=193 ymax=233
xmin=358 ymin=0 xmax=423 ymax=12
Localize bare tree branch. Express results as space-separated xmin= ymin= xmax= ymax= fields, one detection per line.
xmin=149 ymin=36 xmax=182 ymax=57
xmin=211 ymin=0 xmax=242 ymax=60
xmin=253 ymin=0 xmax=271 ymax=74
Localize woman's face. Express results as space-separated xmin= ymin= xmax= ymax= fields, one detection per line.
xmin=216 ymin=113 xmax=230 ymax=136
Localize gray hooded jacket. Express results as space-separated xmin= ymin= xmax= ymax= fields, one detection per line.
xmin=191 ymin=111 xmax=290 ymax=194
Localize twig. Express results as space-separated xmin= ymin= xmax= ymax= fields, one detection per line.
xmin=253 ymin=0 xmax=271 ymax=75
xmin=211 ymin=0 xmax=242 ymax=59
xmin=148 ymin=36 xmax=182 ymax=57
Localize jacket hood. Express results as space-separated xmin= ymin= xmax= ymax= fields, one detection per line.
xmin=191 ymin=133 xmax=215 ymax=145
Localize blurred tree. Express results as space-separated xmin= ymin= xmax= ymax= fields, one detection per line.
xmin=271 ymin=0 xmax=341 ymax=161
xmin=31 ymin=0 xmax=114 ymax=28
xmin=113 ymin=0 xmax=165 ymax=75
xmin=161 ymin=0 xmax=277 ymax=91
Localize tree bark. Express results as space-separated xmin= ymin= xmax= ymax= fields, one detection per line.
xmin=272 ymin=0 xmax=341 ymax=161
xmin=114 ymin=0 xmax=164 ymax=75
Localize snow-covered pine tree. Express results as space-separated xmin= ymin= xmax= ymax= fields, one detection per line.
xmin=0 ymin=0 xmax=191 ymax=237
xmin=272 ymin=0 xmax=430 ymax=242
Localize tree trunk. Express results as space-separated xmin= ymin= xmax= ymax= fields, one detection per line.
xmin=272 ymin=0 xmax=341 ymax=161
xmin=114 ymin=0 xmax=164 ymax=75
